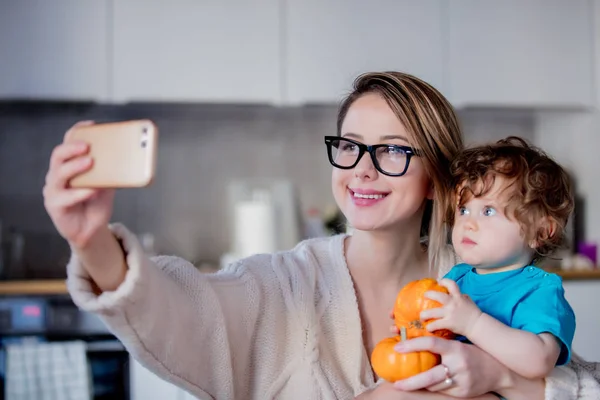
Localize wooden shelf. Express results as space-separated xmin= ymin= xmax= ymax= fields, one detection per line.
xmin=1 ymin=268 xmax=599 ymax=296
xmin=545 ymin=269 xmax=600 ymax=281
xmin=0 ymin=280 xmax=68 ymax=295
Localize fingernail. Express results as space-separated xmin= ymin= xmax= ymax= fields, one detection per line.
xmin=394 ymin=344 xmax=404 ymax=352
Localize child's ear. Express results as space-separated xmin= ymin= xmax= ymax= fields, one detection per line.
xmin=529 ymin=217 xmax=557 ymax=249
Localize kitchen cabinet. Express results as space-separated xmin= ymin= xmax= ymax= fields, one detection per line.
xmin=180 ymin=391 xmax=201 ymax=400
xmin=111 ymin=0 xmax=281 ymax=104
xmin=1 ymin=1 xmax=596 ymax=107
xmin=284 ymin=0 xmax=446 ymax=104
xmin=563 ymin=280 xmax=600 ymax=362
xmin=595 ymin=0 xmax=600 ymax=108
xmin=0 ymin=0 xmax=110 ymax=101
xmin=131 ymin=359 xmax=190 ymax=400
xmin=447 ymin=0 xmax=594 ymax=108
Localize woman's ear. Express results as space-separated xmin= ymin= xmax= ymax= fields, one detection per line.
xmin=427 ymin=183 xmax=435 ymax=200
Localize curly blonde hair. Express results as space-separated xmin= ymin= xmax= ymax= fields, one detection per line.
xmin=448 ymin=136 xmax=574 ymax=260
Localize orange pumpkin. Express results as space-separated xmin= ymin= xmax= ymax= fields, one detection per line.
xmin=371 ymin=328 xmax=440 ymax=382
xmin=394 ymin=278 xmax=455 ymax=340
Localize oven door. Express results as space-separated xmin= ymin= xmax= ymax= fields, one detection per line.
xmin=87 ymin=340 xmax=131 ymax=400
xmin=0 ymin=337 xmax=130 ymax=400
xmin=0 ymin=295 xmax=131 ymax=400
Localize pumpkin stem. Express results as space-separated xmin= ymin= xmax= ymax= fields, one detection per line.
xmin=400 ymin=326 xmax=407 ymax=342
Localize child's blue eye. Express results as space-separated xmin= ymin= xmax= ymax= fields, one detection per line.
xmin=483 ymin=207 xmax=496 ymax=217
xmin=458 ymin=206 xmax=469 ymax=216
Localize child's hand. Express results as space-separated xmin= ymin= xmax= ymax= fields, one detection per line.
xmin=420 ymin=278 xmax=483 ymax=337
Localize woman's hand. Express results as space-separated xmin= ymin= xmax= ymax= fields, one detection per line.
xmin=356 ymin=382 xmax=500 ymax=400
xmin=391 ymin=336 xmax=508 ymax=398
xmin=43 ymin=121 xmax=115 ymax=249
xmin=44 ymin=121 xmax=129 ymax=292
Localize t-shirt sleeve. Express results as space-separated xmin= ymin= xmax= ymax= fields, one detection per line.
xmin=512 ymin=275 xmax=576 ymax=366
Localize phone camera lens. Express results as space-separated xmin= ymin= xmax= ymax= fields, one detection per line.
xmin=142 ymin=127 xmax=149 ymax=136
xmin=141 ymin=139 xmax=147 ymax=148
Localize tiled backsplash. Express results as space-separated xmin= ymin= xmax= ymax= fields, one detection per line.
xmin=0 ymin=102 xmax=534 ymax=277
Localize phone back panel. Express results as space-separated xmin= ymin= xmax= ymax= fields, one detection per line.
xmin=65 ymin=120 xmax=158 ymax=188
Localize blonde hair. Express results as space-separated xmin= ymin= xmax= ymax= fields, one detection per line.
xmin=337 ymin=72 xmax=464 ymax=275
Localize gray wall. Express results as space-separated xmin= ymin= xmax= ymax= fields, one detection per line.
xmin=0 ymin=102 xmax=534 ymax=278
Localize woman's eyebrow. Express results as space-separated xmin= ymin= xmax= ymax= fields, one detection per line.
xmin=380 ymin=134 xmax=409 ymax=142
xmin=341 ymin=133 xmax=410 ymax=143
xmin=341 ymin=132 xmax=362 ymax=140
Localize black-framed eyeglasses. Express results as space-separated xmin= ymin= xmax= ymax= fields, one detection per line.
xmin=324 ymin=136 xmax=418 ymax=177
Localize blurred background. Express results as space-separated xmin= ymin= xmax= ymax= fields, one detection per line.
xmin=0 ymin=1 xmax=599 ymax=399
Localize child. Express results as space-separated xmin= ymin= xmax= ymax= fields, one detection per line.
xmin=421 ymin=136 xmax=576 ymax=380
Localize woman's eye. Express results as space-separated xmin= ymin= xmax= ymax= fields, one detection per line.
xmin=385 ymin=146 xmax=406 ymax=156
xmin=341 ymin=143 xmax=357 ymax=152
xmin=483 ymin=207 xmax=496 ymax=217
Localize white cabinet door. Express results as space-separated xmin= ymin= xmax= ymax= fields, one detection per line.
xmin=130 ymin=359 xmax=184 ymax=400
xmin=180 ymin=390 xmax=201 ymax=400
xmin=112 ymin=0 xmax=281 ymax=104
xmin=563 ymin=281 xmax=600 ymax=362
xmin=594 ymin=0 xmax=600 ymax=109
xmin=447 ymin=0 xmax=594 ymax=108
xmin=284 ymin=0 xmax=446 ymax=104
xmin=0 ymin=0 xmax=110 ymax=101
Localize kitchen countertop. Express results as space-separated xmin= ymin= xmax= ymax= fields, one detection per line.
xmin=1 ymin=268 xmax=600 ymax=296
xmin=544 ymin=268 xmax=600 ymax=281
xmin=0 ymin=280 xmax=68 ymax=295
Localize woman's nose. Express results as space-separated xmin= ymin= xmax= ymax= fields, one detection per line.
xmin=354 ymin=153 xmax=377 ymax=180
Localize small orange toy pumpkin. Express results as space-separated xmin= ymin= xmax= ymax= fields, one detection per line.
xmin=371 ymin=327 xmax=440 ymax=382
xmin=394 ymin=278 xmax=455 ymax=339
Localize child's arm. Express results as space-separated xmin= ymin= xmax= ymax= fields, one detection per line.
xmin=421 ymin=278 xmax=562 ymax=379
xmin=466 ymin=312 xmax=561 ymax=378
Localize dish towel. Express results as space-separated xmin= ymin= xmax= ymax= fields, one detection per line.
xmin=5 ymin=340 xmax=91 ymax=400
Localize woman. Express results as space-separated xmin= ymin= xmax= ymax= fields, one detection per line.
xmin=43 ymin=72 xmax=600 ymax=399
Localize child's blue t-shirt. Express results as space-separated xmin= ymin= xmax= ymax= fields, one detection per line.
xmin=443 ymin=263 xmax=576 ymax=366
